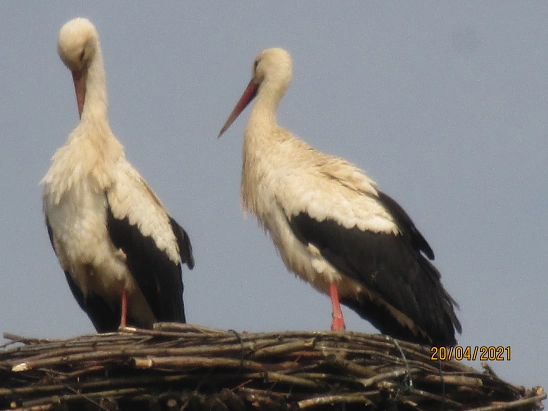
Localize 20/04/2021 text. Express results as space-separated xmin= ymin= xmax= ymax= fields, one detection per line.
xmin=430 ymin=346 xmax=510 ymax=361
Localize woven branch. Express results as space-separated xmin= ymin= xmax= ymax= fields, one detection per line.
xmin=0 ymin=324 xmax=545 ymax=411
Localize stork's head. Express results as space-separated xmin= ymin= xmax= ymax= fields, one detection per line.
xmin=219 ymin=48 xmax=293 ymax=137
xmin=58 ymin=18 xmax=99 ymax=72
xmin=251 ymin=48 xmax=293 ymax=92
xmin=57 ymin=18 xmax=101 ymax=117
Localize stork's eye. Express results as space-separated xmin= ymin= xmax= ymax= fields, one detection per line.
xmin=253 ymin=59 xmax=259 ymax=72
xmin=79 ymin=50 xmax=85 ymax=61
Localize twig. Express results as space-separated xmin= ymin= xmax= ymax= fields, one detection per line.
xmin=132 ymin=355 xmax=266 ymax=371
xmin=16 ymin=388 xmax=148 ymax=408
xmin=252 ymin=339 xmax=315 ymax=358
xmin=419 ymin=374 xmax=484 ymax=386
xmin=298 ymin=392 xmax=374 ymax=408
xmin=326 ymin=356 xmax=377 ymax=378
xmin=359 ymin=367 xmax=420 ymax=388
xmin=5 ymin=405 xmax=54 ymax=411
xmin=262 ymin=372 xmax=326 ymax=389
xmin=467 ymin=392 xmax=547 ymax=411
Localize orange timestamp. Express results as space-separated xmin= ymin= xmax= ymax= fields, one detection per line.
xmin=430 ymin=346 xmax=511 ymax=361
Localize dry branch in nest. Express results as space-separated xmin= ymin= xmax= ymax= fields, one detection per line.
xmin=0 ymin=324 xmax=545 ymax=411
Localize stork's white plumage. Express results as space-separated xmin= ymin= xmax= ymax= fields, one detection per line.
xmin=42 ymin=18 xmax=194 ymax=332
xmin=219 ymin=48 xmax=461 ymax=346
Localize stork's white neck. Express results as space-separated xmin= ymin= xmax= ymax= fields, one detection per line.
xmin=63 ymin=44 xmax=123 ymax=185
xmin=241 ymin=83 xmax=288 ymax=217
xmin=247 ymin=79 xmax=287 ymax=136
xmin=81 ymin=49 xmax=109 ymax=126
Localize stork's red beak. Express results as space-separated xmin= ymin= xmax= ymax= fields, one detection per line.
xmin=72 ymin=69 xmax=86 ymax=118
xmin=218 ymin=79 xmax=258 ymax=138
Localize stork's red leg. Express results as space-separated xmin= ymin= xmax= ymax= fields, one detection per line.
xmin=329 ymin=283 xmax=346 ymax=331
xmin=119 ymin=287 xmax=128 ymax=328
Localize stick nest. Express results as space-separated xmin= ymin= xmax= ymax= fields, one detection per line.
xmin=0 ymin=324 xmax=544 ymax=411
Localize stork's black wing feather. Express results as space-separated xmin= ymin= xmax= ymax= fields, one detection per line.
xmin=105 ymin=199 xmax=188 ymax=325
xmin=62 ymin=270 xmax=121 ymax=332
xmin=287 ymin=194 xmax=460 ymax=346
xmin=375 ymin=190 xmax=435 ymax=260
xmin=169 ymin=217 xmax=195 ymax=270
xmin=46 ymin=218 xmax=119 ymax=332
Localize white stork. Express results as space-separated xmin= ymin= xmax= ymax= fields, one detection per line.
xmin=219 ymin=48 xmax=461 ymax=346
xmin=42 ymin=18 xmax=194 ymax=332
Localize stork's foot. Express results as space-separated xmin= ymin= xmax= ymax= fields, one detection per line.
xmin=331 ymin=315 xmax=346 ymax=331
xmin=329 ymin=283 xmax=346 ymax=331
xmin=119 ymin=287 xmax=128 ymax=329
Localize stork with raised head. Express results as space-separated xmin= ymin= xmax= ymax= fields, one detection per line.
xmin=219 ymin=48 xmax=461 ymax=346
xmin=42 ymin=18 xmax=194 ymax=332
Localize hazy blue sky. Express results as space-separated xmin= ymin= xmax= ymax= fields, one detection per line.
xmin=1 ymin=2 xmax=546 ymax=391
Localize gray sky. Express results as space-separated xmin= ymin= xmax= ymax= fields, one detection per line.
xmin=1 ymin=2 xmax=546 ymax=391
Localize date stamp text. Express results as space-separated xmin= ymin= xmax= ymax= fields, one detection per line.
xmin=430 ymin=346 xmax=510 ymax=361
